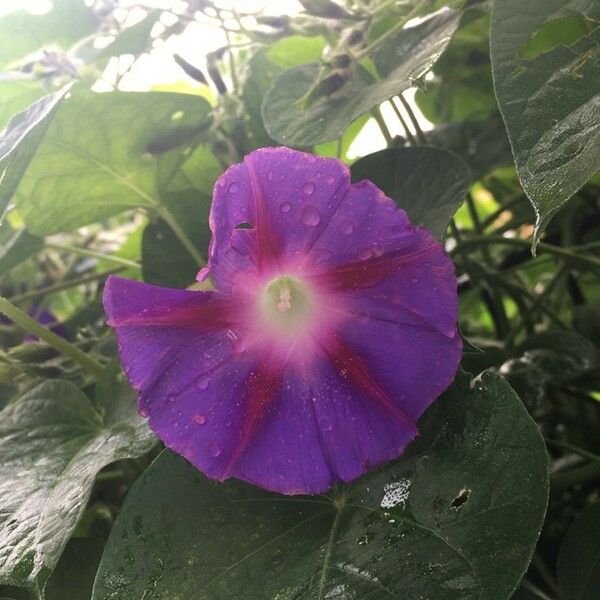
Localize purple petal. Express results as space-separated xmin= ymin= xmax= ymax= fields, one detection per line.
xmin=204 ymin=147 xmax=350 ymax=289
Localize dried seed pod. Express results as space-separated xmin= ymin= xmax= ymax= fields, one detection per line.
xmin=173 ymin=54 xmax=208 ymax=85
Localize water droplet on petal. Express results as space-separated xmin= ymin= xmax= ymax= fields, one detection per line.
xmin=209 ymin=441 xmax=222 ymax=457
xmin=411 ymin=277 xmax=419 ymax=284
xmin=267 ymin=171 xmax=274 ymax=181
xmin=305 ymin=154 xmax=317 ymax=164
xmin=302 ymin=181 xmax=315 ymax=196
xmin=339 ymin=219 xmax=354 ymax=235
xmin=325 ymin=174 xmax=335 ymax=184
xmin=193 ymin=414 xmax=206 ymax=425
xmin=228 ymin=182 xmax=239 ymax=194
xmin=279 ymin=202 xmax=292 ymax=213
xmin=139 ymin=407 xmax=149 ymax=417
xmin=301 ymin=205 xmax=321 ymax=226
xmin=358 ymin=248 xmax=374 ymax=260
xmin=198 ymin=379 xmax=209 ymax=391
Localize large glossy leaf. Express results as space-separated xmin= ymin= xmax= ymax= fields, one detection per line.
xmin=558 ymin=502 xmax=600 ymax=600
xmin=490 ymin=0 xmax=600 ymax=244
xmin=351 ymin=147 xmax=471 ymax=238
xmin=262 ymin=8 xmax=460 ymax=146
xmin=92 ymin=373 xmax=548 ymax=600
xmin=0 ymin=368 xmax=156 ymax=595
xmin=13 ymin=90 xmax=212 ymax=235
xmin=0 ymin=86 xmax=69 ymax=223
xmin=0 ymin=82 xmax=45 ymax=130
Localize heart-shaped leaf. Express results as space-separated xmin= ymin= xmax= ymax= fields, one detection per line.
xmin=262 ymin=8 xmax=460 ymax=146
xmin=0 ymin=367 xmax=156 ymax=595
xmin=13 ymin=90 xmax=212 ymax=235
xmin=490 ymin=0 xmax=600 ymax=244
xmin=351 ymin=146 xmax=471 ymax=239
xmin=92 ymin=373 xmax=548 ymax=600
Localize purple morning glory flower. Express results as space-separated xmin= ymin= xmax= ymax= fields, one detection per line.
xmin=103 ymin=147 xmax=462 ymax=495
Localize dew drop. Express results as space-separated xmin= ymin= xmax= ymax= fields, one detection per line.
xmin=198 ymin=379 xmax=209 ymax=391
xmin=411 ymin=277 xmax=419 ymax=284
xmin=193 ymin=414 xmax=206 ymax=425
xmin=209 ymin=441 xmax=222 ymax=457
xmin=301 ymin=205 xmax=321 ymax=226
xmin=267 ymin=171 xmax=274 ymax=181
xmin=325 ymin=174 xmax=336 ymax=184
xmin=139 ymin=407 xmax=149 ymax=417
xmin=358 ymin=248 xmax=374 ymax=260
xmin=302 ymin=181 xmax=316 ymax=196
xmin=279 ymin=201 xmax=292 ymax=213
xmin=228 ymin=182 xmax=239 ymax=194
xmin=339 ymin=219 xmax=354 ymax=235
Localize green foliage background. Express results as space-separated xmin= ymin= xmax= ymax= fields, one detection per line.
xmin=0 ymin=0 xmax=598 ymax=598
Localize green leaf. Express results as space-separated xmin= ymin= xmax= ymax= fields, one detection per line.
xmin=13 ymin=90 xmax=212 ymax=235
xmin=351 ymin=147 xmax=471 ymax=238
xmin=490 ymin=0 xmax=600 ymax=244
xmin=92 ymin=10 xmax=162 ymax=63
xmin=0 ymin=224 xmax=43 ymax=277
xmin=262 ymin=8 xmax=460 ymax=146
xmin=267 ymin=34 xmax=326 ymax=68
xmin=0 ymin=86 xmax=69 ymax=223
xmin=0 ymin=368 xmax=156 ymax=594
xmin=426 ymin=113 xmax=513 ymax=179
xmin=0 ymin=0 xmax=99 ymax=68
xmin=0 ymin=81 xmax=45 ymax=130
xmin=142 ymin=190 xmax=211 ymax=287
xmin=45 ymin=538 xmax=104 ymax=600
xmin=415 ymin=11 xmax=496 ymax=124
xmin=558 ymin=502 xmax=600 ymax=600
xmin=92 ymin=373 xmax=548 ymax=600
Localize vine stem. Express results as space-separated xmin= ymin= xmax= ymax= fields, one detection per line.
xmin=46 ymin=243 xmax=141 ymax=269
xmin=389 ymin=98 xmax=417 ymax=145
xmin=370 ymin=107 xmax=393 ymax=145
xmin=9 ymin=268 xmax=123 ymax=304
xmin=156 ymin=205 xmax=204 ymax=266
xmin=397 ymin=93 xmax=427 ymax=144
xmin=451 ymin=236 xmax=600 ymax=270
xmin=0 ymin=296 xmax=104 ymax=377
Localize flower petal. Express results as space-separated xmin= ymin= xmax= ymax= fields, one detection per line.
xmin=204 ymin=147 xmax=350 ymax=288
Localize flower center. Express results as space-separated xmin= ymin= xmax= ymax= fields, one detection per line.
xmin=260 ymin=275 xmax=313 ymax=334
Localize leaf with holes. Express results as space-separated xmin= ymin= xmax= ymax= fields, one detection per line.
xmin=262 ymin=8 xmax=460 ymax=146
xmin=92 ymin=373 xmax=548 ymax=600
xmin=0 ymin=367 xmax=156 ymax=596
xmin=13 ymin=90 xmax=212 ymax=235
xmin=490 ymin=0 xmax=600 ymax=245
xmin=351 ymin=147 xmax=471 ymax=239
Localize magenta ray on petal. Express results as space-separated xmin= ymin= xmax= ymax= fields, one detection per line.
xmin=103 ymin=146 xmax=462 ymax=495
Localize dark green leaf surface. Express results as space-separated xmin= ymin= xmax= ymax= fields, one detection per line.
xmin=142 ymin=190 xmax=211 ymax=287
xmin=427 ymin=113 xmax=513 ymax=179
xmin=351 ymin=147 xmax=471 ymax=238
xmin=14 ymin=91 xmax=212 ymax=235
xmin=490 ymin=0 xmax=600 ymax=243
xmin=558 ymin=502 xmax=600 ymax=600
xmin=92 ymin=373 xmax=548 ymax=600
xmin=0 ymin=369 xmax=155 ymax=594
xmin=0 ymin=86 xmax=69 ymax=222
xmin=262 ymin=9 xmax=460 ymax=145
